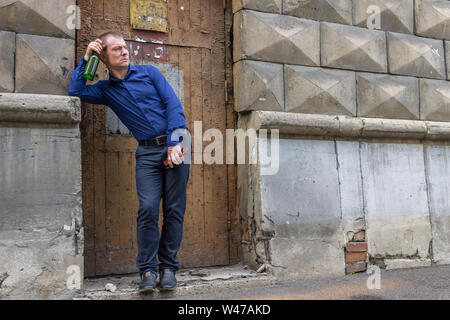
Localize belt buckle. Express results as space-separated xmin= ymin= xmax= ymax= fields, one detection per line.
xmin=155 ymin=135 xmax=165 ymax=145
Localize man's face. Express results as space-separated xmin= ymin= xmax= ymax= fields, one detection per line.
xmin=100 ymin=36 xmax=129 ymax=69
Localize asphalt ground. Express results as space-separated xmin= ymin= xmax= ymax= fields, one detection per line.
xmin=169 ymin=264 xmax=450 ymax=300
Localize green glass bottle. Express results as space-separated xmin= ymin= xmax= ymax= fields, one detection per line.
xmin=83 ymin=52 xmax=100 ymax=81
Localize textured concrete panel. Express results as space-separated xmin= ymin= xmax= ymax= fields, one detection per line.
xmin=233 ymin=10 xmax=320 ymax=66
xmin=387 ymin=32 xmax=445 ymax=79
xmin=283 ymin=0 xmax=352 ymax=25
xmin=420 ymin=78 xmax=450 ymax=121
xmin=424 ymin=143 xmax=450 ymax=264
xmin=0 ymin=0 xmax=76 ymax=39
xmin=321 ymin=22 xmax=387 ymax=73
xmin=232 ymin=0 xmax=282 ymax=14
xmin=0 ymin=94 xmax=82 ymax=298
xmin=233 ymin=60 xmax=284 ymax=112
xmin=360 ymin=142 xmax=432 ymax=259
xmin=260 ymin=138 xmax=345 ymax=280
xmin=335 ymin=141 xmax=365 ymax=235
xmin=15 ymin=34 xmax=74 ymax=95
xmin=285 ymin=65 xmax=356 ymax=116
xmin=356 ymin=72 xmax=419 ymax=120
xmin=415 ymin=0 xmax=450 ymax=40
xmin=269 ymin=237 xmax=345 ymax=281
xmin=445 ymin=41 xmax=450 ymax=80
xmin=353 ymin=0 xmax=414 ymax=34
xmin=0 ymin=31 xmax=15 ymax=93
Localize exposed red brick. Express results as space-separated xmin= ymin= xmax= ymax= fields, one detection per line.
xmin=352 ymin=230 xmax=366 ymax=242
xmin=346 ymin=242 xmax=367 ymax=252
xmin=345 ymin=252 xmax=367 ymax=263
xmin=346 ymin=262 xmax=367 ymax=274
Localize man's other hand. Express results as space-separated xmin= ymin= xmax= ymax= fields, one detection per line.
xmin=167 ymin=145 xmax=185 ymax=168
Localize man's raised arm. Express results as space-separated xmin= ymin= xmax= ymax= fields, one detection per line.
xmin=68 ymin=39 xmax=107 ymax=105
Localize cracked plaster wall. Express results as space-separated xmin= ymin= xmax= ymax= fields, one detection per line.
xmin=0 ymin=94 xmax=82 ymax=299
xmin=237 ymin=126 xmax=450 ymax=281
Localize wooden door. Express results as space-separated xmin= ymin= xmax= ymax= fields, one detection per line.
xmin=77 ymin=0 xmax=239 ymax=277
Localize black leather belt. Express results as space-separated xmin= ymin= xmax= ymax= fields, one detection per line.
xmin=138 ymin=135 xmax=167 ymax=146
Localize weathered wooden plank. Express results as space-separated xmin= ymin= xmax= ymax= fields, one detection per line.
xmin=92 ymin=0 xmax=104 ymax=19
xmin=190 ymin=0 xmax=202 ymax=31
xmin=200 ymin=0 xmax=211 ymax=33
xmin=93 ymin=150 xmax=106 ymax=253
xmin=131 ymin=153 xmax=138 ymax=251
xmin=104 ymin=0 xmax=129 ymax=24
xmin=119 ymin=151 xmax=133 ymax=249
xmin=177 ymin=0 xmax=190 ymax=32
xmin=105 ymin=151 xmax=121 ymax=250
xmin=224 ymin=0 xmax=240 ymax=264
xmin=205 ymin=0 xmax=229 ymax=265
xmin=187 ymin=47 xmax=209 ymax=266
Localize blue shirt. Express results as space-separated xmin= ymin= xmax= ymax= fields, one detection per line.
xmin=68 ymin=57 xmax=186 ymax=146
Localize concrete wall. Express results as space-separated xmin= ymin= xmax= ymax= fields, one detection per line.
xmin=0 ymin=1 xmax=81 ymax=299
xmin=0 ymin=93 xmax=82 ymax=299
xmin=0 ymin=0 xmax=75 ymax=94
xmin=233 ymin=0 xmax=450 ymax=281
xmin=238 ymin=111 xmax=450 ymax=281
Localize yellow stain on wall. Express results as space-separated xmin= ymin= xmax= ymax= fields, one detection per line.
xmin=130 ymin=0 xmax=168 ymax=33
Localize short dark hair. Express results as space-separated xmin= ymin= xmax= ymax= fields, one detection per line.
xmin=97 ymin=32 xmax=124 ymax=50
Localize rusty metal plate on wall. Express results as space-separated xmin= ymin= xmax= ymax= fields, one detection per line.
xmin=130 ymin=0 xmax=168 ymax=33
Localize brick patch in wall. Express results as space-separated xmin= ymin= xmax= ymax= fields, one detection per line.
xmin=346 ymin=242 xmax=368 ymax=252
xmin=345 ymin=230 xmax=367 ymax=274
xmin=345 ymin=252 xmax=367 ymax=263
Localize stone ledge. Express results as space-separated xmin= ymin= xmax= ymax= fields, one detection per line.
xmin=0 ymin=93 xmax=81 ymax=124
xmin=239 ymin=111 xmax=450 ymax=141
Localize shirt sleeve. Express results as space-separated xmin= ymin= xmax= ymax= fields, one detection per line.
xmin=68 ymin=57 xmax=107 ymax=105
xmin=147 ymin=65 xmax=187 ymax=147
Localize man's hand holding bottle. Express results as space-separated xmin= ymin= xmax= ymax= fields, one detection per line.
xmin=84 ymin=39 xmax=105 ymax=62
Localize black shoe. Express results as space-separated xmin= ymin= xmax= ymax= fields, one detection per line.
xmin=139 ymin=271 xmax=157 ymax=293
xmin=159 ymin=269 xmax=177 ymax=291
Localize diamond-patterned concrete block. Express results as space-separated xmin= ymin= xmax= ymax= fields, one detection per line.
xmin=233 ymin=10 xmax=320 ymax=66
xmin=233 ymin=60 xmax=284 ymax=112
xmin=387 ymin=32 xmax=445 ymax=79
xmin=15 ymin=34 xmax=74 ymax=95
xmin=353 ymin=0 xmax=414 ymax=34
xmin=0 ymin=31 xmax=15 ymax=93
xmin=0 ymin=0 xmax=75 ymax=39
xmin=445 ymin=41 xmax=450 ymax=79
xmin=420 ymin=78 xmax=450 ymax=121
xmin=283 ymin=0 xmax=352 ymax=25
xmin=285 ymin=65 xmax=356 ymax=116
xmin=356 ymin=73 xmax=419 ymax=120
xmin=321 ymin=22 xmax=387 ymax=73
xmin=415 ymin=0 xmax=450 ymax=40
xmin=232 ymin=0 xmax=282 ymax=14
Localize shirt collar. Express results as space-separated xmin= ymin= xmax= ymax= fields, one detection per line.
xmin=109 ymin=63 xmax=137 ymax=83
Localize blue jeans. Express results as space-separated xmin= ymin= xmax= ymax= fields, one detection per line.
xmin=135 ymin=144 xmax=190 ymax=275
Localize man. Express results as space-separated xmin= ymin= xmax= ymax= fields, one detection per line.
xmin=68 ymin=32 xmax=190 ymax=293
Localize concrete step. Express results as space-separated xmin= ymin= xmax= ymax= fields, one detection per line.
xmin=75 ymin=264 xmax=277 ymax=300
